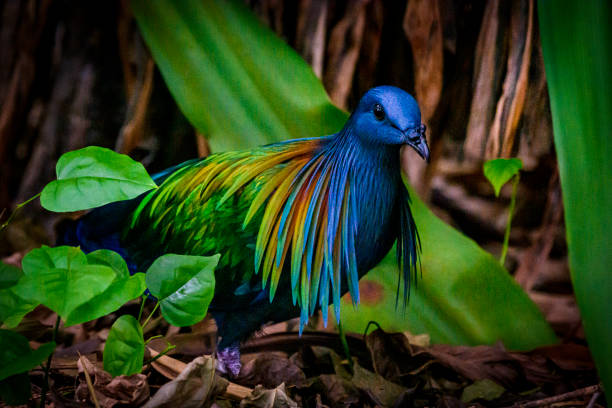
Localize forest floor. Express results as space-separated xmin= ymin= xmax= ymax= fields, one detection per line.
xmin=0 ymin=294 xmax=603 ymax=408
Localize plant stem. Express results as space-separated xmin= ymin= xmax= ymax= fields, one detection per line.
xmin=143 ymin=343 xmax=176 ymax=365
xmin=137 ymin=296 xmax=146 ymax=322
xmin=0 ymin=192 xmax=41 ymax=232
xmin=40 ymin=315 xmax=61 ymax=408
xmin=500 ymin=174 xmax=519 ymax=266
xmin=337 ymin=321 xmax=354 ymax=370
xmin=141 ymin=301 xmax=159 ymax=329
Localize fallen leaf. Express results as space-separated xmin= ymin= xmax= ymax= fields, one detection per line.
xmin=460 ymin=378 xmax=505 ymax=402
xmin=143 ymin=355 xmax=228 ymax=408
xmin=316 ymin=374 xmax=360 ymax=407
xmin=240 ymin=383 xmax=298 ymax=408
xmin=75 ymin=355 xmax=149 ymax=408
xmin=237 ymin=352 xmax=306 ymax=388
xmin=351 ymin=363 xmax=413 ymax=407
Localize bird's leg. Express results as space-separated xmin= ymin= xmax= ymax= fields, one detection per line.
xmin=215 ymin=343 xmax=242 ymax=377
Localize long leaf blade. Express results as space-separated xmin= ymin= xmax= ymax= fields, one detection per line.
xmin=539 ymin=0 xmax=612 ymax=398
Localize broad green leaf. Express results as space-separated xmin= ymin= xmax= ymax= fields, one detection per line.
xmin=0 ymin=264 xmax=37 ymax=328
xmin=0 ymin=373 xmax=31 ymax=406
xmin=539 ymin=0 xmax=612 ymax=399
xmin=65 ymin=250 xmax=146 ymax=326
xmin=12 ymin=246 xmax=116 ymax=319
xmin=145 ymin=254 xmax=218 ymax=327
xmin=103 ymin=315 xmax=144 ymax=376
xmin=0 ymin=287 xmax=38 ymax=328
xmin=483 ymin=158 xmax=523 ymax=197
xmin=0 ymin=262 xmax=22 ymax=289
xmin=131 ymin=0 xmax=346 ymax=152
xmin=339 ymin=186 xmax=557 ymax=349
xmin=132 ymin=0 xmax=556 ymax=349
xmin=41 ymin=146 xmax=157 ymax=212
xmin=0 ymin=329 xmax=55 ymax=380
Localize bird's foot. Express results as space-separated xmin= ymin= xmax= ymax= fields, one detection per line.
xmin=215 ymin=345 xmax=241 ymax=377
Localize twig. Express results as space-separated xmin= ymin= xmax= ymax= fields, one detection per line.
xmin=586 ymin=391 xmax=602 ymax=408
xmin=509 ymin=384 xmax=600 ymax=408
xmin=0 ymin=192 xmax=40 ymax=232
xmin=78 ymin=353 xmax=100 ymax=408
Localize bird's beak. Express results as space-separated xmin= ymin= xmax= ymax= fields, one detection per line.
xmin=405 ymin=124 xmax=430 ymax=163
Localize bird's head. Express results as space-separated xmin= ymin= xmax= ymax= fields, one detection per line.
xmin=350 ymin=86 xmax=430 ymax=162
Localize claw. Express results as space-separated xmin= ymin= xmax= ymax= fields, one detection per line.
xmin=216 ymin=344 xmax=242 ymax=377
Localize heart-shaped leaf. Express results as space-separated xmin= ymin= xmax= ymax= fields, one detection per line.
xmin=103 ymin=314 xmax=145 ymax=376
xmin=41 ymin=146 xmax=157 ymax=212
xmin=145 ymin=254 xmax=219 ymax=327
xmin=12 ymin=246 xmax=116 ymax=320
xmin=0 ymin=329 xmax=56 ymax=380
xmin=483 ymin=158 xmax=523 ymax=197
xmin=65 ymin=250 xmax=146 ymax=326
xmin=0 ymin=288 xmax=38 ymax=328
xmin=0 ymin=262 xmax=22 ymax=290
xmin=0 ymin=264 xmax=37 ymax=328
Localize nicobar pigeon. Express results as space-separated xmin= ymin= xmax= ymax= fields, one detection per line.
xmin=64 ymin=86 xmax=430 ymax=375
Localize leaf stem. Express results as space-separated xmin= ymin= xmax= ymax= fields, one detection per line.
xmin=141 ymin=301 xmax=159 ymax=329
xmin=500 ymin=174 xmax=519 ymax=266
xmin=143 ymin=343 xmax=176 ymax=366
xmin=137 ymin=296 xmax=146 ymax=322
xmin=337 ymin=321 xmax=354 ymax=371
xmin=40 ymin=315 xmax=61 ymax=408
xmin=0 ymin=192 xmax=41 ymax=232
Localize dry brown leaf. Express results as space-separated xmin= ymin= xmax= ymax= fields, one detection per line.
xmin=75 ymin=355 xmax=149 ymax=408
xmin=239 ymin=383 xmax=298 ymax=408
xmin=143 ymin=355 xmax=228 ymax=408
xmin=351 ymin=363 xmax=413 ymax=406
xmin=237 ymin=352 xmax=306 ymax=389
xmin=316 ymin=374 xmax=360 ymax=407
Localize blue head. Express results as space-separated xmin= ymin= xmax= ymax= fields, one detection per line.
xmin=348 ymin=86 xmax=429 ymax=161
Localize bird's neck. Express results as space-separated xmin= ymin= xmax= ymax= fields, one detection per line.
xmin=322 ymin=127 xmax=403 ymax=271
xmin=326 ymin=125 xmax=403 ymax=180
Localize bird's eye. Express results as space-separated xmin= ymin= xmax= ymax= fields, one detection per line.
xmin=373 ymin=103 xmax=385 ymax=121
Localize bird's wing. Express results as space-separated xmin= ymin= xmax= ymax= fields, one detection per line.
xmin=127 ymin=136 xmax=364 ymax=331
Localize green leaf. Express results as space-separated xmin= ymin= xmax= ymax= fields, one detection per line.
xmin=132 ymin=0 xmax=556 ymax=349
xmin=483 ymin=158 xmax=523 ymax=197
xmin=539 ymin=0 xmax=612 ymax=399
xmin=0 ymin=287 xmax=38 ymax=328
xmin=0 ymin=373 xmax=31 ymax=406
xmin=41 ymin=146 xmax=157 ymax=212
xmin=65 ymin=250 xmax=146 ymax=326
xmin=145 ymin=254 xmax=218 ymax=327
xmin=0 ymin=263 xmax=37 ymax=328
xmin=0 ymin=329 xmax=55 ymax=380
xmin=0 ymin=262 xmax=23 ymax=289
xmin=12 ymin=246 xmax=116 ymax=320
xmin=131 ymin=0 xmax=346 ymax=152
xmin=103 ymin=315 xmax=144 ymax=376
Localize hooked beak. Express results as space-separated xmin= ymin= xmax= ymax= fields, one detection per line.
xmin=405 ymin=124 xmax=430 ymax=163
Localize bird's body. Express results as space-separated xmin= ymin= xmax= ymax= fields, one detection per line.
xmin=66 ymin=86 xmax=429 ymax=365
